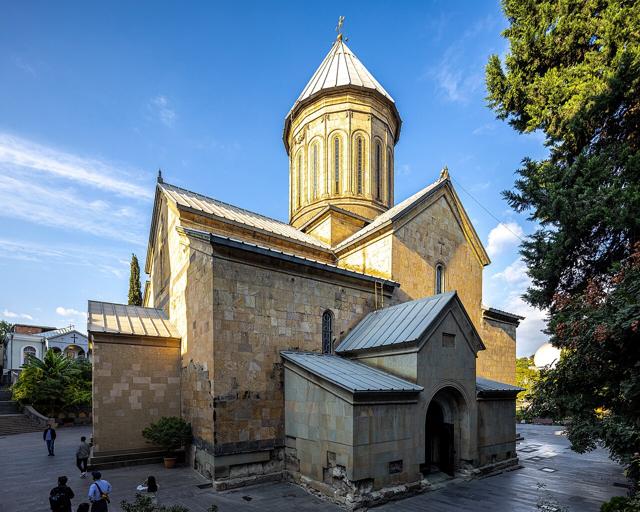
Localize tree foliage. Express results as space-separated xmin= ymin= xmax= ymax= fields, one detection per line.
xmin=486 ymin=0 xmax=640 ymax=473
xmin=11 ymin=350 xmax=91 ymax=415
xmin=515 ymin=356 xmax=539 ymax=408
xmin=129 ymin=253 xmax=143 ymax=306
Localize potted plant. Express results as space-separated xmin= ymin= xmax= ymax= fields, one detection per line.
xmin=142 ymin=416 xmax=192 ymax=468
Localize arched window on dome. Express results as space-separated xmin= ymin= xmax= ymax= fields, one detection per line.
xmin=387 ymin=147 xmax=393 ymax=205
xmin=375 ymin=142 xmax=382 ymax=200
xmin=356 ymin=136 xmax=364 ymax=195
xmin=435 ymin=263 xmax=445 ymax=294
xmin=312 ymin=143 xmax=318 ymax=199
xmin=296 ymin=152 xmax=303 ymax=208
xmin=333 ymin=136 xmax=340 ymax=194
xmin=322 ymin=309 xmax=334 ymax=354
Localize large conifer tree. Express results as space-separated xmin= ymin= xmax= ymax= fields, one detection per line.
xmin=486 ymin=0 xmax=640 ymax=471
xmin=128 ymin=253 xmax=142 ymax=306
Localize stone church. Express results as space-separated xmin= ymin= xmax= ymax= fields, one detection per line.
xmin=88 ymin=34 xmax=522 ymax=506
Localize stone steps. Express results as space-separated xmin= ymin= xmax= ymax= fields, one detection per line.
xmin=89 ymin=449 xmax=185 ymax=470
xmin=0 ymin=389 xmax=12 ymax=401
xmin=0 ymin=400 xmax=19 ymax=414
xmin=0 ymin=414 xmax=43 ymax=436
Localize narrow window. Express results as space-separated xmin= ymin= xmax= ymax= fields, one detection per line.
xmin=322 ymin=310 xmax=334 ymax=354
xmin=375 ymin=142 xmax=382 ymax=200
xmin=297 ymin=153 xmax=302 ymax=208
xmin=334 ymin=137 xmax=340 ymax=194
xmin=312 ymin=143 xmax=318 ymax=199
xmin=435 ymin=264 xmax=444 ymax=294
xmin=387 ymin=148 xmax=392 ymax=204
xmin=356 ymin=137 xmax=363 ymax=194
xmin=442 ymin=333 xmax=456 ymax=348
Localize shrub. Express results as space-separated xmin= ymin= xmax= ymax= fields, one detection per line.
xmin=142 ymin=417 xmax=192 ymax=455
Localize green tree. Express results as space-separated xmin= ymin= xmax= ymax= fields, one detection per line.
xmin=486 ymin=0 xmax=640 ymax=475
xmin=129 ymin=253 xmax=143 ymax=306
xmin=11 ymin=350 xmax=91 ymax=415
xmin=515 ymin=356 xmax=539 ymax=408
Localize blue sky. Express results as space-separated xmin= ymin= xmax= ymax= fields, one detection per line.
xmin=0 ymin=1 xmax=549 ymax=356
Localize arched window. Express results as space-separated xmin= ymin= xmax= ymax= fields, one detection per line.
xmin=356 ymin=137 xmax=364 ymax=194
xmin=297 ymin=153 xmax=303 ymax=208
xmin=333 ymin=137 xmax=340 ymax=194
xmin=23 ymin=346 xmax=36 ymax=364
xmin=435 ymin=264 xmax=445 ymax=294
xmin=375 ymin=142 xmax=382 ymax=200
xmin=312 ymin=143 xmax=318 ymax=199
xmin=322 ymin=310 xmax=334 ymax=354
xmin=387 ymin=148 xmax=393 ymax=205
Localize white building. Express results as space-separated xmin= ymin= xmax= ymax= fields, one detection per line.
xmin=2 ymin=324 xmax=89 ymax=383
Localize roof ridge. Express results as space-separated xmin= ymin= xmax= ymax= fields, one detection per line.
xmin=160 ymin=181 xmax=301 ymax=230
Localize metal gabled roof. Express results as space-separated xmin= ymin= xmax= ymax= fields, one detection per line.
xmin=40 ymin=327 xmax=87 ymax=340
xmin=335 ymin=178 xmax=445 ymax=251
xmin=87 ymin=300 xmax=179 ymax=339
xmin=476 ymin=377 xmax=523 ymax=397
xmin=335 ymin=292 xmax=457 ymax=354
xmin=159 ymin=182 xmax=331 ymax=252
xmin=281 ymin=351 xmax=422 ymax=394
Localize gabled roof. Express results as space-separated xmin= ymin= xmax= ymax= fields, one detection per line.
xmin=476 ymin=377 xmax=523 ymax=398
xmin=334 ymin=174 xmax=491 ymax=267
xmin=41 ymin=327 xmax=87 ymax=340
xmin=87 ymin=300 xmax=179 ymax=339
xmin=336 ymin=292 xmax=459 ymax=354
xmin=281 ymin=351 xmax=422 ymax=394
xmin=159 ymin=182 xmax=331 ymax=251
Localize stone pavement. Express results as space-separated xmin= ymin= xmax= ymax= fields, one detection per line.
xmin=0 ymin=424 xmax=627 ymax=512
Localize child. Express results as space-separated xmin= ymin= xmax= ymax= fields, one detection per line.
xmin=136 ymin=476 xmax=158 ymax=504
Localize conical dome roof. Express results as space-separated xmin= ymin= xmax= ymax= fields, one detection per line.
xmin=284 ymin=37 xmax=401 ymax=152
xmin=293 ymin=38 xmax=395 ymax=107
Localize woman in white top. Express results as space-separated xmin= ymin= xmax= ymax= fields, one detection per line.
xmin=136 ymin=475 xmax=158 ymax=504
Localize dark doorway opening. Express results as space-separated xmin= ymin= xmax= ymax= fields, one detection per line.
xmin=423 ymin=400 xmax=455 ymax=476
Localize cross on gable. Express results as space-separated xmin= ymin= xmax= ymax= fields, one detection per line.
xmin=71 ymin=332 xmax=78 ymax=343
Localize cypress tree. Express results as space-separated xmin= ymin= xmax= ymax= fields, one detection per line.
xmin=128 ymin=253 xmax=142 ymax=306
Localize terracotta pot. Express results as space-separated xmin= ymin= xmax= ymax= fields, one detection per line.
xmin=163 ymin=457 xmax=177 ymax=469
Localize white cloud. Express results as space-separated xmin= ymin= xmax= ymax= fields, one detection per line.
xmin=472 ymin=123 xmax=497 ymax=135
xmin=486 ymin=222 xmax=524 ymax=258
xmin=0 ymin=173 xmax=145 ymax=245
xmin=56 ymin=306 xmax=87 ymax=318
xmin=433 ymin=66 xmax=483 ymax=103
xmin=2 ymin=309 xmax=33 ymax=320
xmin=504 ymin=294 xmax=548 ymax=357
xmin=149 ymin=95 xmax=176 ymax=127
xmin=0 ymin=132 xmax=151 ymax=200
xmin=493 ymin=257 xmax=529 ymax=284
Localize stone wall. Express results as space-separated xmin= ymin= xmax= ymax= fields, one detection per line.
xmin=477 ymin=398 xmax=517 ymax=466
xmin=91 ymin=334 xmax=180 ymax=455
xmin=479 ymin=318 xmax=517 ymax=385
xmin=210 ymin=248 xmax=386 ymax=481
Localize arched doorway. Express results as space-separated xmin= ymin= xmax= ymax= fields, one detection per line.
xmin=423 ymin=386 xmax=469 ymax=476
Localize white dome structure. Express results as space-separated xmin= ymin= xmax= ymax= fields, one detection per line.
xmin=534 ymin=342 xmax=561 ymax=369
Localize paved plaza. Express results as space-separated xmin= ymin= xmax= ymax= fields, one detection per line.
xmin=0 ymin=424 xmax=627 ymax=512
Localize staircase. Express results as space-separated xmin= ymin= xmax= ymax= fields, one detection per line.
xmin=0 ymin=388 xmax=43 ymax=436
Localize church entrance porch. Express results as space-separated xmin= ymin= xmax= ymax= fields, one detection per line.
xmin=422 ymin=386 xmax=470 ymax=477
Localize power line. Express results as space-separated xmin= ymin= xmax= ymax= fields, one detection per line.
xmin=450 ymin=176 xmax=526 ymax=243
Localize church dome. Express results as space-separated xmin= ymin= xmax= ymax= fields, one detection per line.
xmin=533 ymin=342 xmax=561 ymax=369
xmin=284 ymin=34 xmax=402 ymax=245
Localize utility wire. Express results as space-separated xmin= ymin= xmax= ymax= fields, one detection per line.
xmin=450 ymin=176 xmax=526 ymax=243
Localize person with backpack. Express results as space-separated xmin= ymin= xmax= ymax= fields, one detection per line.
xmin=75 ymin=436 xmax=91 ymax=478
xmin=49 ymin=475 xmax=74 ymax=512
xmin=43 ymin=424 xmax=57 ymax=456
xmin=87 ymin=471 xmax=111 ymax=512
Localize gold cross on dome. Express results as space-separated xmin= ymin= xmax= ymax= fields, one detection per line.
xmin=336 ymin=16 xmax=345 ymax=40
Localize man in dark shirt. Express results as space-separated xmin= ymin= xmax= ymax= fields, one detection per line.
xmin=43 ymin=424 xmax=57 ymax=456
xmin=49 ymin=475 xmax=74 ymax=512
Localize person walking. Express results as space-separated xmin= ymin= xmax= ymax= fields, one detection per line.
xmin=136 ymin=475 xmax=159 ymax=504
xmin=43 ymin=424 xmax=57 ymax=456
xmin=75 ymin=436 xmax=91 ymax=478
xmin=87 ymin=471 xmax=111 ymax=512
xmin=49 ymin=475 xmax=74 ymax=512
